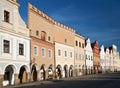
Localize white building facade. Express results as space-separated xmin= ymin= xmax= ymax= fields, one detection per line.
xmin=100 ymin=45 xmax=105 ymax=73
xmin=85 ymin=38 xmax=93 ymax=74
xmin=105 ymin=48 xmax=110 ymax=72
xmin=0 ymin=0 xmax=30 ymax=86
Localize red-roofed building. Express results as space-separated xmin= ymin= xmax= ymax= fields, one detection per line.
xmin=91 ymin=40 xmax=100 ymax=74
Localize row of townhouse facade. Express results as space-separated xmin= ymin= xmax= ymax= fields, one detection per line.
xmin=0 ymin=0 xmax=120 ymax=87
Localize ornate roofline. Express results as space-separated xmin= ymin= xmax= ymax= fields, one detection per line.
xmin=28 ymin=3 xmax=75 ymax=33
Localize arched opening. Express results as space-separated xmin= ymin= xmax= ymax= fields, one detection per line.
xmin=56 ymin=65 xmax=62 ymax=78
xmin=64 ymin=65 xmax=68 ymax=78
xmin=18 ymin=66 xmax=28 ymax=84
xmin=69 ymin=65 xmax=73 ymax=77
xmin=40 ymin=64 xmax=46 ymax=80
xmin=4 ymin=65 xmax=15 ymax=85
xmin=48 ymin=64 xmax=54 ymax=79
xmin=31 ymin=65 xmax=37 ymax=81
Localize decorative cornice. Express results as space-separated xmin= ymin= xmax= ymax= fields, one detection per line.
xmin=7 ymin=0 xmax=20 ymax=7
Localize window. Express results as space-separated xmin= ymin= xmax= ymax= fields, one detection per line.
xmin=48 ymin=50 xmax=52 ymax=58
xmin=91 ymin=56 xmax=93 ymax=60
xmin=4 ymin=10 xmax=10 ymax=23
xmin=64 ymin=51 xmax=67 ymax=57
xmin=65 ymin=39 xmax=67 ymax=43
xmin=3 ymin=40 xmax=10 ymax=53
xmin=88 ymin=55 xmax=90 ymax=60
xmin=75 ymin=41 xmax=78 ymax=46
xmin=82 ymin=43 xmax=84 ymax=48
xmin=58 ymin=49 xmax=61 ymax=56
xmin=41 ymin=31 xmax=46 ymax=41
xmin=19 ymin=43 xmax=24 ymax=55
xmin=79 ymin=54 xmax=81 ymax=60
xmin=34 ymin=46 xmax=38 ymax=56
xmin=42 ymin=48 xmax=46 ymax=57
xmin=75 ymin=53 xmax=78 ymax=60
xmin=86 ymin=55 xmax=87 ymax=59
xmin=82 ymin=55 xmax=84 ymax=60
xmin=70 ymin=52 xmax=72 ymax=58
xmin=36 ymin=30 xmax=39 ymax=36
xmin=79 ymin=42 xmax=81 ymax=47
xmin=48 ymin=36 xmax=51 ymax=41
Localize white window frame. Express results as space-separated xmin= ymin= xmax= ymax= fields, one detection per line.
xmin=34 ymin=45 xmax=38 ymax=56
xmin=58 ymin=49 xmax=61 ymax=56
xmin=75 ymin=53 xmax=78 ymax=60
xmin=48 ymin=49 xmax=52 ymax=58
xmin=2 ymin=38 xmax=12 ymax=54
xmin=42 ymin=47 xmax=46 ymax=57
xmin=70 ymin=52 xmax=72 ymax=58
xmin=64 ymin=51 xmax=67 ymax=58
xmin=19 ymin=43 xmax=24 ymax=56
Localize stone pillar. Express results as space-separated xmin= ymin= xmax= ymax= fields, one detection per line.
xmin=37 ymin=70 xmax=41 ymax=81
xmin=0 ymin=75 xmax=4 ymax=87
xmin=14 ymin=74 xmax=19 ymax=85
xmin=27 ymin=72 xmax=31 ymax=83
xmin=45 ymin=70 xmax=48 ymax=80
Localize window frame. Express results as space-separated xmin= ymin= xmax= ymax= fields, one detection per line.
xmin=41 ymin=48 xmax=46 ymax=57
xmin=19 ymin=43 xmax=24 ymax=55
xmin=34 ymin=45 xmax=38 ymax=56
xmin=48 ymin=49 xmax=52 ymax=58
xmin=58 ymin=49 xmax=61 ymax=56
xmin=4 ymin=10 xmax=10 ymax=23
xmin=3 ymin=40 xmax=10 ymax=53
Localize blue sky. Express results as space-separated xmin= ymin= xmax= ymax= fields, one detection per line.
xmin=18 ymin=0 xmax=120 ymax=52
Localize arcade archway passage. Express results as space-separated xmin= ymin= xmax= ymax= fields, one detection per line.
xmin=9 ymin=72 xmax=120 ymax=88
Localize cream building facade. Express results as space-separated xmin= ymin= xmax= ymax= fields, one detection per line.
xmin=54 ymin=23 xmax=75 ymax=78
xmin=0 ymin=0 xmax=30 ymax=86
xmin=28 ymin=3 xmax=55 ymax=81
xmin=74 ymin=34 xmax=85 ymax=76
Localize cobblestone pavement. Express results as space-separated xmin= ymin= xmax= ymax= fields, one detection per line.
xmin=4 ymin=72 xmax=120 ymax=88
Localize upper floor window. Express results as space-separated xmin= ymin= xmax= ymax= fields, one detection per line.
xmin=82 ymin=43 xmax=84 ymax=48
xmin=91 ymin=56 xmax=93 ymax=60
xmin=48 ymin=49 xmax=52 ymax=58
xmin=42 ymin=48 xmax=46 ymax=57
xmin=79 ymin=42 xmax=81 ymax=47
xmin=3 ymin=40 xmax=10 ymax=53
xmin=34 ymin=46 xmax=38 ymax=56
xmin=65 ymin=39 xmax=67 ymax=43
xmin=88 ymin=55 xmax=90 ymax=60
xmin=70 ymin=52 xmax=72 ymax=58
xmin=19 ymin=43 xmax=24 ymax=55
xmin=76 ymin=41 xmax=78 ymax=46
xmin=4 ymin=10 xmax=10 ymax=23
xmin=36 ymin=30 xmax=39 ymax=36
xmin=58 ymin=49 xmax=61 ymax=56
xmin=79 ymin=54 xmax=81 ymax=60
xmin=41 ymin=31 xmax=46 ymax=41
xmin=75 ymin=53 xmax=78 ymax=60
xmin=48 ymin=36 xmax=51 ymax=41
xmin=64 ymin=51 xmax=67 ymax=57
xmin=86 ymin=55 xmax=87 ymax=59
